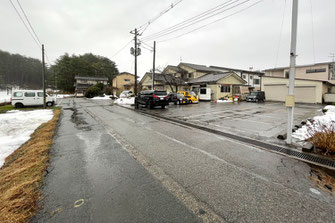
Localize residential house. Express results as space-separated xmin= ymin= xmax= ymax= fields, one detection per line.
xmin=140 ymin=72 xmax=187 ymax=92
xmin=74 ymin=76 xmax=108 ymax=96
xmin=209 ymin=66 xmax=264 ymax=92
xmin=263 ymin=62 xmax=335 ymax=103
xmin=188 ymin=72 xmax=247 ymax=100
xmin=139 ymin=62 xmax=248 ymax=100
xmin=112 ymin=72 xmax=135 ymax=96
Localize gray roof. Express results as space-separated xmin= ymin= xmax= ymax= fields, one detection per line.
xmin=264 ymin=61 xmax=335 ymax=72
xmin=188 ymin=72 xmax=246 ymax=84
xmin=74 ymin=76 xmax=108 ymax=81
xmin=210 ymin=66 xmax=264 ymax=76
xmin=179 ymin=62 xmax=217 ymax=73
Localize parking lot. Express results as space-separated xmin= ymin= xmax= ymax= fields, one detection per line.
xmin=144 ymin=101 xmax=323 ymax=145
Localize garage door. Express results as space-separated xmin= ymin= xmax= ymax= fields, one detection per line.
xmin=264 ymin=84 xmax=287 ymax=102
xmin=295 ymin=86 xmax=316 ymax=103
xmin=264 ymin=84 xmax=317 ymax=103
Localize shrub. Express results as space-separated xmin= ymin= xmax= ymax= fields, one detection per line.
xmin=104 ymin=86 xmax=114 ymax=95
xmin=85 ymin=85 xmax=101 ymax=98
xmin=307 ymin=121 xmax=335 ymax=154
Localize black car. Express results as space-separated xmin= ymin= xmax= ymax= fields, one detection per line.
xmin=247 ymin=91 xmax=265 ymax=102
xmin=135 ymin=90 xmax=169 ymax=109
xmin=168 ymin=93 xmax=189 ymax=105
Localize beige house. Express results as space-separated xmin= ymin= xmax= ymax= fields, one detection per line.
xmin=112 ymin=72 xmax=135 ymax=96
xmin=264 ymin=62 xmax=335 ymax=82
xmin=188 ymin=72 xmax=247 ymax=100
xmin=139 ymin=62 xmax=247 ymax=100
xmin=140 ymin=72 xmax=188 ymax=92
xmin=262 ymin=76 xmax=334 ymax=104
xmin=263 ymin=62 xmax=335 ymax=103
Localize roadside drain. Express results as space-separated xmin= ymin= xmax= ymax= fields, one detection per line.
xmin=122 ymin=106 xmax=335 ymax=170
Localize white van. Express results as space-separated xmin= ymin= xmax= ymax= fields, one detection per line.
xmin=199 ymin=87 xmax=211 ymax=101
xmin=11 ymin=90 xmax=55 ymax=108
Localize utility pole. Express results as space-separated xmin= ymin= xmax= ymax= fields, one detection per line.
xmin=286 ymin=0 xmax=298 ymax=144
xmin=152 ymin=41 xmax=156 ymax=90
xmin=130 ymin=29 xmax=141 ymax=96
xmin=330 ymin=53 xmax=335 ymax=62
xmin=42 ymin=44 xmax=46 ymax=109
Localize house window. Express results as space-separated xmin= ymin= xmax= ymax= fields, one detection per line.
xmin=249 ymin=75 xmax=253 ymax=79
xmin=285 ymin=71 xmax=289 ymax=78
xmin=124 ymin=79 xmax=130 ymax=82
xmin=221 ymin=85 xmax=230 ymax=93
xmin=242 ymin=75 xmax=246 ymax=79
xmin=306 ymin=68 xmax=326 ymax=73
xmin=188 ymin=73 xmax=193 ymax=78
xmin=253 ymin=79 xmax=260 ymax=85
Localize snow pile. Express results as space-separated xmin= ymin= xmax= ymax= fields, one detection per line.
xmin=0 ymin=110 xmax=53 ymax=168
xmin=90 ymin=95 xmax=112 ymax=100
xmin=0 ymin=91 xmax=11 ymax=104
xmin=292 ymin=105 xmax=335 ymax=140
xmin=114 ymin=97 xmax=135 ymax=105
xmin=56 ymin=94 xmax=73 ymax=98
xmin=216 ymin=99 xmax=233 ymax=103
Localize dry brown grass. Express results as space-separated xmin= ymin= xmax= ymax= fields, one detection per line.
xmin=310 ymin=166 xmax=335 ymax=194
xmin=0 ymin=109 xmax=61 ymax=223
xmin=306 ymin=120 xmax=335 ymax=155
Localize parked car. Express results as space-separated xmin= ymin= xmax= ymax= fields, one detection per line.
xmin=11 ymin=90 xmax=55 ymax=108
xmin=177 ymin=91 xmax=199 ymax=104
xmin=135 ymin=90 xmax=169 ymax=109
xmin=247 ymin=91 xmax=265 ymax=102
xmin=120 ymin=90 xmax=133 ymax=98
xmin=168 ymin=92 xmax=189 ymax=105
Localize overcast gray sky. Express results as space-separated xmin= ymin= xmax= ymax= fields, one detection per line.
xmin=1 ymin=0 xmax=334 ymax=77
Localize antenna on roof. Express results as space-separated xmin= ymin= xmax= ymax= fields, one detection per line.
xmin=330 ymin=53 xmax=335 ymax=62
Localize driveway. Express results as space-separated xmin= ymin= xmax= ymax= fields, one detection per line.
xmin=144 ymin=101 xmax=323 ymax=144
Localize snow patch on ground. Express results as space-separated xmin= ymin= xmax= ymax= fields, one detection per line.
xmin=0 ymin=91 xmax=11 ymax=104
xmin=55 ymin=94 xmax=74 ymax=98
xmin=0 ymin=110 xmax=53 ymax=168
xmin=90 ymin=95 xmax=112 ymax=100
xmin=292 ymin=105 xmax=335 ymax=140
xmin=114 ymin=97 xmax=135 ymax=105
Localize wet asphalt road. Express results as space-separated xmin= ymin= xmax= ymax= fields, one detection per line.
xmin=33 ymin=99 xmax=199 ymax=223
xmin=35 ymin=98 xmax=335 ymax=222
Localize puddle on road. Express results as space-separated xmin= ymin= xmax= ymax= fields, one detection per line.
xmin=70 ymin=108 xmax=92 ymax=131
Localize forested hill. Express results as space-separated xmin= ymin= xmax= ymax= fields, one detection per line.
xmin=0 ymin=49 xmax=49 ymax=89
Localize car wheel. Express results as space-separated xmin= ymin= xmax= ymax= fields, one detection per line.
xmin=135 ymin=102 xmax=139 ymax=109
xmin=46 ymin=102 xmax=53 ymax=107
xmin=15 ymin=103 xmax=23 ymax=108
xmin=161 ymin=105 xmax=165 ymax=109
xmin=149 ymin=101 xmax=154 ymax=109
xmin=178 ymin=100 xmax=181 ymax=105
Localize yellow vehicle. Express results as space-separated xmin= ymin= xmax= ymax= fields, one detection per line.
xmin=177 ymin=91 xmax=199 ymax=104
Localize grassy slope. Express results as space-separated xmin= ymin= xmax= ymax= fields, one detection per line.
xmin=0 ymin=109 xmax=61 ymax=223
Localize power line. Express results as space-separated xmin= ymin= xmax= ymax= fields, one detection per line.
xmin=309 ymin=0 xmax=316 ymax=64
xmin=111 ymin=39 xmax=133 ymax=59
xmin=137 ymin=0 xmax=184 ymax=35
xmin=142 ymin=0 xmax=255 ymax=42
xmin=16 ymin=0 xmax=42 ymax=45
xmin=141 ymin=0 xmax=237 ymax=41
xmin=274 ymin=0 xmax=287 ymax=68
xmin=8 ymin=0 xmax=41 ymax=49
xmin=158 ymin=0 xmax=264 ymax=43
